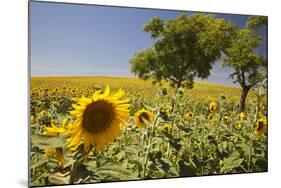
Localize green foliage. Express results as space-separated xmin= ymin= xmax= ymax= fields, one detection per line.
xmin=31 ymin=135 xmax=66 ymax=149
xmin=220 ymin=151 xmax=243 ymax=173
xmin=48 ymin=172 xmax=70 ymax=185
xmin=143 ymin=16 xmax=164 ymax=38
xmin=222 ymin=15 xmax=267 ymax=111
xmin=222 ymin=28 xmax=266 ymax=86
xmin=30 ymin=80 xmax=267 ymax=186
xmin=130 ymin=13 xmax=235 ymax=88
xmin=246 ymin=16 xmax=268 ymax=30
xmin=94 ymin=165 xmax=137 ymax=180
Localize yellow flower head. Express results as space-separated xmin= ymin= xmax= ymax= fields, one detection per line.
xmin=239 ymin=112 xmax=246 ymax=120
xmin=134 ymin=109 xmax=153 ymax=128
xmin=39 ymin=110 xmax=48 ymax=116
xmin=209 ymin=101 xmax=217 ymax=113
xmin=44 ymin=148 xmax=64 ymax=168
xmin=254 ymin=117 xmax=267 ymax=138
xmin=43 ymin=119 xmax=67 ymax=137
xmin=184 ymin=112 xmax=193 ymax=121
xmin=55 ymin=148 xmax=64 ymax=168
xmin=45 ymin=148 xmax=56 ymax=159
xmin=208 ymin=113 xmax=217 ymax=125
xmin=67 ymin=85 xmax=130 ymax=153
xmin=163 ymin=123 xmax=172 ymax=133
xmin=30 ymin=115 xmax=36 ymax=124
xmin=234 ymin=124 xmax=242 ymax=130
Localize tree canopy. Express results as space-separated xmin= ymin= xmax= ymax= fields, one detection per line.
xmin=222 ymin=15 xmax=267 ymax=111
xmin=130 ymin=13 xmax=235 ymax=88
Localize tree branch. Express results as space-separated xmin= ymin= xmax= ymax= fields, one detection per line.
xmin=168 ymin=77 xmax=179 ymax=84
xmin=241 ymin=69 xmax=246 ymax=88
xmin=248 ymin=78 xmax=264 ymax=88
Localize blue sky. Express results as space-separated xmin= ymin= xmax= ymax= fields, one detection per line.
xmin=30 ymin=1 xmax=267 ymax=86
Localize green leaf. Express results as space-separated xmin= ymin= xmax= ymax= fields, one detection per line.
xmin=84 ymin=160 xmax=97 ymax=172
xmin=48 ymin=172 xmax=70 ymax=185
xmin=128 ymin=159 xmax=142 ymax=169
xmin=151 ymin=137 xmax=163 ymax=145
xmin=178 ymin=126 xmax=193 ymax=134
xmin=31 ymin=156 xmax=48 ymax=169
xmin=31 ymin=135 xmax=66 ymax=149
xmin=125 ymin=144 xmax=142 ymax=154
xmin=178 ymin=160 xmax=196 ymax=176
xmin=96 ymin=155 xmax=115 ymax=167
xmin=237 ymin=143 xmax=251 ymax=157
xmin=141 ymin=102 xmax=156 ymax=112
xmin=115 ymin=150 xmax=126 ymax=161
xmin=94 ymin=165 xmax=137 ymax=180
xmin=63 ymin=156 xmax=76 ymax=168
xmin=218 ymin=141 xmax=228 ymax=153
xmin=220 ymin=151 xmax=244 ymax=173
xmin=156 ymin=157 xmax=179 ymax=176
xmin=163 ymin=132 xmax=183 ymax=150
xmin=142 ymin=117 xmax=153 ymax=127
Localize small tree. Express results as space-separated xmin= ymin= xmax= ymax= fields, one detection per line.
xmin=222 ymin=16 xmax=267 ymax=112
xmin=130 ymin=13 xmax=235 ymax=89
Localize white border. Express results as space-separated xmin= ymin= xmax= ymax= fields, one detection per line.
xmin=0 ymin=0 xmax=280 ymax=188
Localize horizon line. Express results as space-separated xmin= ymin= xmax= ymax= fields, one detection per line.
xmin=31 ymin=75 xmax=239 ymax=88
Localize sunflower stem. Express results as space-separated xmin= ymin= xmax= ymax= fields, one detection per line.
xmin=142 ymin=110 xmax=160 ymax=178
xmin=124 ymin=125 xmax=128 ymax=146
xmin=69 ymin=161 xmax=78 ymax=184
xmin=69 ymin=145 xmax=93 ymax=184
xmin=200 ymin=123 xmax=205 ymax=175
xmin=248 ymin=132 xmax=253 ymax=172
xmin=166 ymin=142 xmax=170 ymax=158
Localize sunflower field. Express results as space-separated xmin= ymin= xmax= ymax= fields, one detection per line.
xmin=30 ymin=76 xmax=267 ymax=187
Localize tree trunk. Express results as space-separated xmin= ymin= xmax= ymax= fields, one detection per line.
xmin=176 ymin=81 xmax=182 ymax=89
xmin=240 ymin=87 xmax=250 ymax=112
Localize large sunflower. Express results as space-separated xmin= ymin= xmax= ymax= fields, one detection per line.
xmin=134 ymin=109 xmax=153 ymax=128
xmin=254 ymin=117 xmax=267 ymax=138
xmin=67 ymin=86 xmax=130 ymax=153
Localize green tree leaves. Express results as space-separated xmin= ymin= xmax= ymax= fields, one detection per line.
xmin=246 ymin=16 xmax=268 ymax=30
xmin=222 ymin=15 xmax=267 ymax=112
xmin=130 ymin=13 xmax=235 ymax=89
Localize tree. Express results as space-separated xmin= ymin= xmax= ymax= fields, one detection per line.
xmin=222 ymin=16 xmax=267 ymax=112
xmin=130 ymin=13 xmax=235 ymax=89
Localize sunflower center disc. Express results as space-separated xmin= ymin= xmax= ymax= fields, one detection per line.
xmin=139 ymin=113 xmax=149 ymax=123
xmin=82 ymin=100 xmax=114 ymax=133
xmin=257 ymin=121 xmax=263 ymax=131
